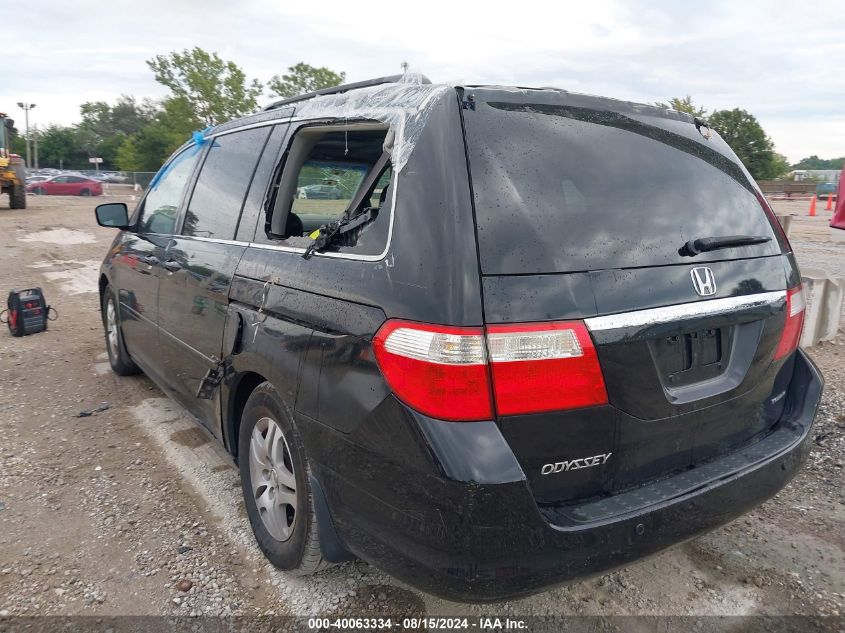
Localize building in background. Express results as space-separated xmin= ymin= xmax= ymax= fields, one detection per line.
xmin=791 ymin=169 xmax=842 ymax=184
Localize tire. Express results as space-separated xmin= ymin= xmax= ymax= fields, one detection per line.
xmin=239 ymin=382 xmax=327 ymax=575
xmin=9 ymin=185 xmax=26 ymax=209
xmin=80 ymin=189 xmax=91 ymax=196
xmin=101 ymin=285 xmax=140 ymax=376
xmin=33 ymin=187 xmax=45 ymax=196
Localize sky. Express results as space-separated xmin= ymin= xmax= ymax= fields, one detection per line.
xmin=5 ymin=0 xmax=844 ymax=163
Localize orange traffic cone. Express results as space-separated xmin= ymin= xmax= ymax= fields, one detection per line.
xmin=826 ymin=194 xmax=833 ymax=210
xmin=809 ymin=195 xmax=817 ymax=216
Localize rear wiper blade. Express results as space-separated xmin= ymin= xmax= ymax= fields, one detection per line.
xmin=679 ymin=235 xmax=771 ymax=257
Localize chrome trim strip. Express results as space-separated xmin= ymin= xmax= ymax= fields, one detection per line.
xmin=208 ymin=117 xmax=294 ymax=138
xmin=158 ymin=325 xmax=217 ymax=365
xmin=208 ymin=115 xmax=372 ymax=139
xmin=584 ymin=291 xmax=786 ymax=332
xmin=121 ymin=301 xmax=216 ymax=365
xmin=176 ymin=235 xmax=251 ymax=247
xmin=119 ymin=302 xmax=155 ymax=326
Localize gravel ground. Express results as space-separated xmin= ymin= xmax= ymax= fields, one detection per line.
xmin=0 ymin=194 xmax=842 ymax=622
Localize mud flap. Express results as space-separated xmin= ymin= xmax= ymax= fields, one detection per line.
xmin=310 ymin=474 xmax=354 ymax=563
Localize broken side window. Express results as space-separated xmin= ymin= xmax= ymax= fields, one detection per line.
xmin=259 ymin=123 xmax=393 ymax=257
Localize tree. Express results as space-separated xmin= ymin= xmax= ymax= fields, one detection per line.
xmin=708 ymin=108 xmax=784 ymax=180
xmin=36 ymin=125 xmax=88 ymax=170
xmin=770 ymin=153 xmax=791 ymax=179
xmin=268 ymin=62 xmax=346 ymax=98
xmin=654 ymin=95 xmax=707 ymax=118
xmin=8 ymin=124 xmax=25 ymax=156
xmin=147 ymin=47 xmax=263 ymax=125
xmin=74 ymin=96 xmax=157 ymax=168
xmin=117 ymin=96 xmax=202 ymax=172
xmin=115 ymin=135 xmax=142 ymax=172
xmin=792 ymin=155 xmax=845 ymax=170
xmin=80 ymin=95 xmax=156 ymax=138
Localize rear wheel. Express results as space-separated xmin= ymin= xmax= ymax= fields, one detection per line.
xmin=80 ymin=189 xmax=91 ymax=196
xmin=101 ymin=285 xmax=140 ymax=376
xmin=9 ymin=185 xmax=26 ymax=209
xmin=239 ymin=382 xmax=327 ymax=575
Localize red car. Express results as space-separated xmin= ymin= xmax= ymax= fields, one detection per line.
xmin=27 ymin=175 xmax=103 ymax=196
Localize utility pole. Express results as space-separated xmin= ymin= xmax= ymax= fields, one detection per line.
xmin=16 ymin=102 xmax=36 ymax=170
xmin=33 ymin=125 xmax=39 ymax=170
xmin=401 ymin=61 xmax=409 ymax=74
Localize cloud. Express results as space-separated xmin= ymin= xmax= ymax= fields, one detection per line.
xmin=3 ymin=0 xmax=843 ymax=163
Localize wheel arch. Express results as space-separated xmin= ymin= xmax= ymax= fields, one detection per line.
xmin=98 ymin=274 xmax=110 ymax=308
xmin=226 ymin=371 xmax=268 ymax=459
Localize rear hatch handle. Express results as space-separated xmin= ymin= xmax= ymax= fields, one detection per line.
xmin=679 ymin=235 xmax=771 ymax=257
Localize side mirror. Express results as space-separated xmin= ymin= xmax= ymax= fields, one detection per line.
xmin=95 ymin=202 xmax=130 ymax=229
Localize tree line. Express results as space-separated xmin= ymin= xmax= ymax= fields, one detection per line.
xmin=8 ymin=50 xmax=838 ymax=181
xmin=10 ymin=49 xmax=345 ymax=172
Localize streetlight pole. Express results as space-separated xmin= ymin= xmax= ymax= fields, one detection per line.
xmin=16 ymin=102 xmax=36 ymax=170
xmin=33 ymin=125 xmax=39 ymax=170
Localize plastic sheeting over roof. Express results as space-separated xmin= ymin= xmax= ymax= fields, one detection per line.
xmin=288 ymin=75 xmax=452 ymax=174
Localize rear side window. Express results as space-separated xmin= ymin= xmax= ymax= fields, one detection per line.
xmin=139 ymin=148 xmax=202 ymax=235
xmin=236 ymin=125 xmax=288 ymax=243
xmin=183 ymin=127 xmax=271 ymax=240
xmin=463 ymin=99 xmax=781 ymax=274
xmin=264 ymin=125 xmax=392 ymax=256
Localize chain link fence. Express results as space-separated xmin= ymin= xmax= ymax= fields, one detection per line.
xmin=74 ymin=170 xmax=158 ymax=189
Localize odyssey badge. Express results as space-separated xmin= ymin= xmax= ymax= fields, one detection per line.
xmin=541 ymin=452 xmax=612 ymax=475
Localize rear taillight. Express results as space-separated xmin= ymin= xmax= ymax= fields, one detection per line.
xmin=774 ymin=285 xmax=805 ymax=360
xmin=373 ymin=321 xmax=493 ymax=421
xmin=373 ymin=319 xmax=607 ymax=421
xmin=487 ymin=322 xmax=608 ymax=416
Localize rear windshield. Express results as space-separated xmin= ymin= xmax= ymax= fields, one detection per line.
xmin=463 ymin=99 xmax=781 ymax=275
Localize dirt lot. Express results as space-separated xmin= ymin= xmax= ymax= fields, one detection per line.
xmin=0 ymin=193 xmax=843 ymax=622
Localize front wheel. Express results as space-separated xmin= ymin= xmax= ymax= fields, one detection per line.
xmin=32 ymin=187 xmax=45 ymax=196
xmin=239 ymin=383 xmax=327 ymax=575
xmin=101 ymin=285 xmax=140 ymax=376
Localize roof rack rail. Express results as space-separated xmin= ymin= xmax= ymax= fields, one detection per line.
xmin=262 ymin=73 xmax=431 ymax=111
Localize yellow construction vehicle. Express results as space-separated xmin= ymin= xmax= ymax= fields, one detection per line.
xmin=0 ymin=113 xmax=26 ymax=209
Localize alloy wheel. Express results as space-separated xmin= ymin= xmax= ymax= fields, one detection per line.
xmin=249 ymin=416 xmax=297 ymax=541
xmin=105 ymin=298 xmax=119 ymax=360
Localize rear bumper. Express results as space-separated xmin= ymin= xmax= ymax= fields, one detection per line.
xmin=316 ymin=349 xmax=823 ymax=602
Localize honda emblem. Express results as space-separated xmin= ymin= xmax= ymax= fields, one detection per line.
xmin=690 ymin=267 xmax=717 ymax=296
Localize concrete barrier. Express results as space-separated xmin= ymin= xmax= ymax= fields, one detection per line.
xmin=800 ymin=270 xmax=845 ymax=347
xmin=775 ymin=214 xmax=793 ymax=237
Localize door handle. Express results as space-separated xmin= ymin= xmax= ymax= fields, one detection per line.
xmin=140 ymin=255 xmax=160 ymax=266
xmin=163 ymin=260 xmax=182 ymax=273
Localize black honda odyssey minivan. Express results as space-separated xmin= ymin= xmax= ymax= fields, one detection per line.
xmin=95 ymin=75 xmax=823 ymax=602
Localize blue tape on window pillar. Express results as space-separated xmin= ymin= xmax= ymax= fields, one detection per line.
xmin=147 ymin=126 xmax=214 ymax=191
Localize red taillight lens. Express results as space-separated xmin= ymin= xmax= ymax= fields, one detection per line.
xmin=373 ymin=319 xmax=608 ymax=421
xmin=774 ymin=285 xmax=805 ymax=360
xmin=373 ymin=320 xmax=493 ymax=421
xmin=487 ymin=321 xmax=608 ymax=415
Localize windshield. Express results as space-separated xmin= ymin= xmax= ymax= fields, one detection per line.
xmin=463 ymin=97 xmax=782 ymax=275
